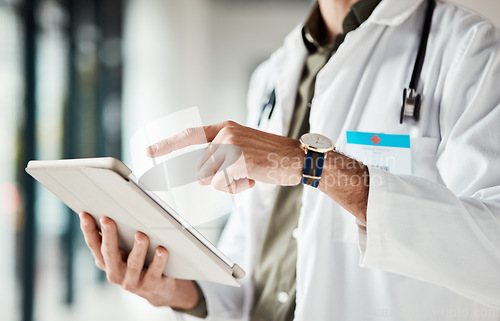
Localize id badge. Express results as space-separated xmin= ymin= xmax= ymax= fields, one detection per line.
xmin=345 ymin=131 xmax=412 ymax=175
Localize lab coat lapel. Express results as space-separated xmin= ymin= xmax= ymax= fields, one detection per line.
xmin=310 ymin=25 xmax=387 ymax=149
xmin=370 ymin=0 xmax=424 ymax=26
xmin=266 ymin=0 xmax=425 ymax=138
xmin=309 ymin=0 xmax=426 ymax=149
xmin=269 ymin=25 xmax=308 ymax=136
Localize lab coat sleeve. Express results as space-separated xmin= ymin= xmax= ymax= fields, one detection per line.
xmin=358 ymin=21 xmax=500 ymax=308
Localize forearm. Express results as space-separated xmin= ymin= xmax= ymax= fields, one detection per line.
xmin=317 ymin=151 xmax=369 ymax=224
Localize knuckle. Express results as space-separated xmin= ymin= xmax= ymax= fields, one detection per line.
xmin=223 ymin=120 xmax=236 ymax=127
xmin=147 ymin=265 xmax=161 ymax=277
xmin=88 ymin=240 xmax=102 ymax=252
xmin=218 ymin=126 xmax=231 ymax=136
xmin=202 ymin=175 xmax=214 ymax=185
xmin=181 ymin=127 xmax=196 ymax=138
xmin=156 ymin=139 xmax=169 ymax=152
xmin=84 ymin=239 xmax=93 ymax=249
xmin=226 ymin=136 xmax=236 ymax=145
xmin=106 ymin=272 xmax=121 ymax=284
xmin=95 ymin=259 xmax=105 ymax=270
xmin=141 ymin=277 xmax=155 ymax=292
xmin=126 ymin=260 xmax=142 ymax=272
xmin=122 ymin=282 xmax=136 ymax=292
xmin=219 ymin=127 xmax=236 ymax=143
xmin=148 ymin=262 xmax=164 ymax=277
xmin=149 ymin=299 xmax=161 ymax=307
xmin=101 ymin=248 xmax=113 ymax=259
xmin=212 ymin=179 xmax=230 ymax=193
xmin=198 ymin=166 xmax=214 ymax=183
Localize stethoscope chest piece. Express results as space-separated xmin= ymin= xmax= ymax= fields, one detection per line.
xmin=400 ymin=88 xmax=421 ymax=124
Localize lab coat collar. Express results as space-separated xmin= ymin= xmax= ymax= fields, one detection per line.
xmin=369 ymin=0 xmax=424 ymax=26
xmin=276 ymin=0 xmax=425 ymax=58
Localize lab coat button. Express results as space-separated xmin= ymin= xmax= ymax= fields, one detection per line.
xmin=292 ymin=228 xmax=299 ymax=239
xmin=277 ymin=291 xmax=289 ymax=303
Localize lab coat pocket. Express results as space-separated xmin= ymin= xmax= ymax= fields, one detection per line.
xmin=411 ymin=137 xmax=440 ymax=182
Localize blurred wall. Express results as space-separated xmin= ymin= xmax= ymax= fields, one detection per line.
xmin=122 ymin=0 xmax=312 ymax=163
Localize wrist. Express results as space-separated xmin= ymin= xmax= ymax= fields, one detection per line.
xmin=291 ymin=142 xmax=305 ymax=185
xmin=317 ymin=150 xmax=340 ymax=192
xmin=318 ymin=151 xmax=369 ymax=223
xmin=169 ymin=279 xmax=200 ymax=310
xmin=264 ymin=139 xmax=304 ymax=186
xmin=318 ymin=150 xmax=368 ymax=189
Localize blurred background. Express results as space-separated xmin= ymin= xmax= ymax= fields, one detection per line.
xmin=0 ymin=0 xmax=498 ymax=321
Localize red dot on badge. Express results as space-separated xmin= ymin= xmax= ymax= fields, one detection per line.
xmin=371 ymin=135 xmax=381 ymax=145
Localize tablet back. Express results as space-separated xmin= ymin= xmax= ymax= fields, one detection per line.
xmin=26 ymin=157 xmax=244 ymax=287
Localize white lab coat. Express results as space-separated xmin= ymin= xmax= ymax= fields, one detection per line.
xmin=175 ymin=0 xmax=500 ymax=320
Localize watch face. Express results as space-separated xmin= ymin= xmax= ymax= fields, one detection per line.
xmin=301 ymin=133 xmax=333 ymax=151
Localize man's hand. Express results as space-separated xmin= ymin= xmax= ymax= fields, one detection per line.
xmin=146 ymin=120 xmax=369 ymax=223
xmin=146 ymin=121 xmax=304 ymax=194
xmin=79 ymin=212 xmax=199 ymax=309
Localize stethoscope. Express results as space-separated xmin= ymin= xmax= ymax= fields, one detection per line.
xmin=258 ymin=0 xmax=436 ymax=126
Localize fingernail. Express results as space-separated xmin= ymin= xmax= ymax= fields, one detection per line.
xmin=80 ymin=216 xmax=88 ymax=226
xmin=147 ymin=144 xmax=158 ymax=156
xmin=156 ymin=249 xmax=163 ymax=257
xmin=135 ymin=234 xmax=142 ymax=245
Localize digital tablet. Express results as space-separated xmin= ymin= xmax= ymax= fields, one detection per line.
xmin=26 ymin=157 xmax=245 ymax=287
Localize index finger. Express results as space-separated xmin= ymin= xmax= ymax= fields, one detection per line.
xmin=146 ymin=122 xmax=227 ymax=158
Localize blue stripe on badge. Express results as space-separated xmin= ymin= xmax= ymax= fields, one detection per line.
xmin=346 ymin=131 xmax=410 ymax=148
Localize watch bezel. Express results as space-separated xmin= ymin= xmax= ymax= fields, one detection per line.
xmin=299 ymin=133 xmax=334 ymax=154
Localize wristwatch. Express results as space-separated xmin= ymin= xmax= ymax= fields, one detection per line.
xmin=299 ymin=133 xmax=335 ymax=188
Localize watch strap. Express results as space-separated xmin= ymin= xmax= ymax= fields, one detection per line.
xmin=301 ymin=150 xmax=325 ymax=188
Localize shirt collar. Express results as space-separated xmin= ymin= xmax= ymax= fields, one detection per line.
xmin=301 ymin=0 xmax=382 ymax=54
xmin=351 ymin=0 xmax=383 ymax=25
